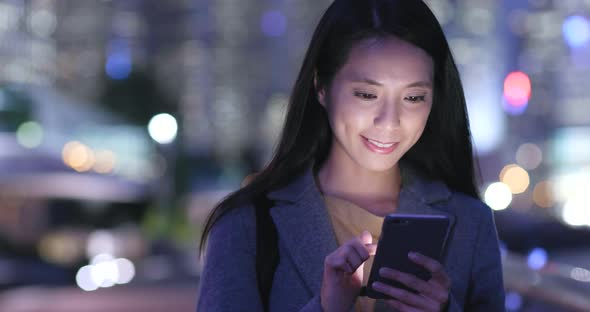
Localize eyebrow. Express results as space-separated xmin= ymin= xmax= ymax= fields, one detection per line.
xmin=349 ymin=76 xmax=433 ymax=89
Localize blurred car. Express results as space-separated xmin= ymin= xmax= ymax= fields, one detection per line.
xmin=0 ymin=83 xmax=160 ymax=289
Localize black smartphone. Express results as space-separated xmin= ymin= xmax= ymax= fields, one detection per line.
xmin=364 ymin=214 xmax=451 ymax=299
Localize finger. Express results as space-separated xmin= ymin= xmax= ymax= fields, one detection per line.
xmin=360 ymin=230 xmax=378 ymax=255
xmin=325 ymin=253 xmax=355 ymax=273
xmin=365 ymin=243 xmax=378 ymax=256
xmin=342 ymin=244 xmax=364 ymax=269
xmin=409 ymin=252 xmax=451 ymax=289
xmin=380 ymin=267 xmax=448 ymax=304
xmin=379 ymin=268 xmax=429 ymax=294
xmin=360 ymin=230 xmax=372 ymax=245
xmin=347 ymin=238 xmax=370 ymax=261
xmin=372 ymin=282 xmax=437 ymax=311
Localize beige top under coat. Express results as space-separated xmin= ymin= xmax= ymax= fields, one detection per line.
xmin=324 ymin=195 xmax=389 ymax=312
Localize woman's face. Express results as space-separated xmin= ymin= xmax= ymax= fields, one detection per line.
xmin=318 ymin=36 xmax=434 ymax=173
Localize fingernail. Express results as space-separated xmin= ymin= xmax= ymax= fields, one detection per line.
xmin=373 ymin=282 xmax=384 ymax=290
xmin=408 ymin=251 xmax=418 ymax=259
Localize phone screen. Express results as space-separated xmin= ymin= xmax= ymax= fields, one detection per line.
xmin=363 ymin=214 xmax=451 ymax=299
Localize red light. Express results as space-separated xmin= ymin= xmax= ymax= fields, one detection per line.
xmin=504 ymin=71 xmax=531 ymax=107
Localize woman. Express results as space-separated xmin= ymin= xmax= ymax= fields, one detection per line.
xmin=198 ymin=0 xmax=505 ymax=311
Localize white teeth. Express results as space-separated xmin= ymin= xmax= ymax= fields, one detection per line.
xmin=367 ymin=138 xmax=394 ymax=148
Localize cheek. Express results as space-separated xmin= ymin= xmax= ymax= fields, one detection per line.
xmin=328 ymin=96 xmax=368 ymax=131
xmin=402 ymin=108 xmax=431 ymax=138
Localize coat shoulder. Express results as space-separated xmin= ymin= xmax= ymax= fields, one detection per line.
xmin=445 ymin=191 xmax=495 ymax=224
xmin=206 ymin=201 xmax=257 ymax=253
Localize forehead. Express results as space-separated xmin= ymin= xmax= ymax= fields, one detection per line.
xmin=338 ymin=36 xmax=434 ymax=82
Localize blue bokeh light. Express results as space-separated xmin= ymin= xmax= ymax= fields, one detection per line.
xmin=105 ymin=40 xmax=132 ymax=80
xmin=498 ymin=240 xmax=508 ymax=259
xmin=563 ymin=15 xmax=590 ymax=48
xmin=260 ymin=10 xmax=287 ymax=37
xmin=527 ymin=247 xmax=548 ymax=270
xmin=505 ymin=292 xmax=523 ymax=311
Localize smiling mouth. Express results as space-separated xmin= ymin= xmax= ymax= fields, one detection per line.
xmin=361 ymin=136 xmax=399 ymax=154
xmin=363 ymin=136 xmax=397 ymax=147
xmin=366 ymin=138 xmax=395 ymax=148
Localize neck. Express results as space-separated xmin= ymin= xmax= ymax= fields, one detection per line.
xmin=316 ymin=155 xmax=401 ymax=215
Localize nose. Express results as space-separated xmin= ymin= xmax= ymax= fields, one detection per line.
xmin=373 ymin=100 xmax=400 ymax=131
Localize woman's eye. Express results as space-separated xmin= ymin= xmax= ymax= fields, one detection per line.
xmin=404 ymin=95 xmax=426 ymax=103
xmin=354 ymin=91 xmax=377 ymax=100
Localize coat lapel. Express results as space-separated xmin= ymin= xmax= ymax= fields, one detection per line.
xmin=397 ymin=179 xmax=457 ymax=230
xmin=268 ymin=170 xmax=338 ymax=296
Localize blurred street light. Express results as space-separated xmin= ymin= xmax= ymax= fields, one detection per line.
xmin=147 ymin=113 xmax=177 ymax=144
xmin=485 ymin=182 xmax=513 ymax=211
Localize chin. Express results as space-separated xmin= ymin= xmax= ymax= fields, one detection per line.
xmin=358 ymin=157 xmax=400 ymax=173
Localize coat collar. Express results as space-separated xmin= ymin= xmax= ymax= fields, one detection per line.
xmin=267 ymin=167 xmax=456 ymax=296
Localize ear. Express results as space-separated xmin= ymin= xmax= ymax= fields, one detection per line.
xmin=314 ymin=72 xmax=327 ymax=107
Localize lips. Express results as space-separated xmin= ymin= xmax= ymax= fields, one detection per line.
xmin=362 ymin=136 xmax=398 ymax=154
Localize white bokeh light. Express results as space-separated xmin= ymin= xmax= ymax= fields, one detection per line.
xmin=76 ymin=255 xmax=136 ymax=291
xmin=87 ymin=230 xmax=116 ymax=259
xmin=90 ymin=254 xmax=118 ymax=288
xmin=562 ymin=196 xmax=590 ymax=227
xmin=76 ymin=265 xmax=98 ymax=291
xmin=148 ymin=113 xmax=178 ymax=144
xmin=115 ymin=258 xmax=136 ymax=284
xmin=484 ymin=182 xmax=512 ymax=211
xmin=570 ymin=267 xmax=590 ymax=282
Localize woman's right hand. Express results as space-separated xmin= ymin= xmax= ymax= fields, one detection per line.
xmin=320 ymin=230 xmax=377 ymax=312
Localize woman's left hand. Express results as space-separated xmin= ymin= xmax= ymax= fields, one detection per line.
xmin=371 ymin=252 xmax=451 ymax=312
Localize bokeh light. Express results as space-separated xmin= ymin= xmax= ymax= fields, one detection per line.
xmin=115 ymin=258 xmax=136 ymax=284
xmin=91 ymin=254 xmax=118 ymax=288
xmin=527 ymin=247 xmax=548 ymax=270
xmin=148 ymin=113 xmax=178 ymax=144
xmin=86 ymin=230 xmax=116 ymax=259
xmin=62 ymin=141 xmax=95 ymax=172
xmin=500 ymin=164 xmax=530 ymax=194
xmin=554 ymin=171 xmax=590 ymax=203
xmin=16 ymin=121 xmax=43 ymax=148
xmin=570 ymin=267 xmax=590 ymax=282
xmin=563 ymin=15 xmax=590 ymax=48
xmin=503 ymin=71 xmax=531 ymax=115
xmin=93 ymin=149 xmax=116 ymax=174
xmin=106 ymin=40 xmax=132 ymax=80
xmin=562 ymin=195 xmax=590 ymax=227
xmin=515 ymin=143 xmax=543 ymax=170
xmin=505 ymin=292 xmax=523 ymax=311
xmin=38 ymin=232 xmax=84 ymax=265
xmin=76 ymin=254 xmax=136 ymax=291
xmin=533 ymin=181 xmax=555 ymax=208
xmin=76 ymin=265 xmax=98 ymax=291
xmin=484 ymin=182 xmax=513 ymax=211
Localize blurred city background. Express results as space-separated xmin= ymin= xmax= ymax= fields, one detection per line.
xmin=0 ymin=0 xmax=589 ymax=311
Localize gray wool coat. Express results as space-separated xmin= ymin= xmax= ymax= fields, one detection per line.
xmin=196 ymin=168 xmax=506 ymax=311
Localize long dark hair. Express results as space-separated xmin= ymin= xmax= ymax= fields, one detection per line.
xmin=200 ymin=0 xmax=479 ymax=251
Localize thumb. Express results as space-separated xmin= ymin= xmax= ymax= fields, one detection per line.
xmin=360 ymin=230 xmax=372 ymax=245
xmin=355 ymin=231 xmax=373 ymax=276
xmin=360 ymin=230 xmax=377 ymax=256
